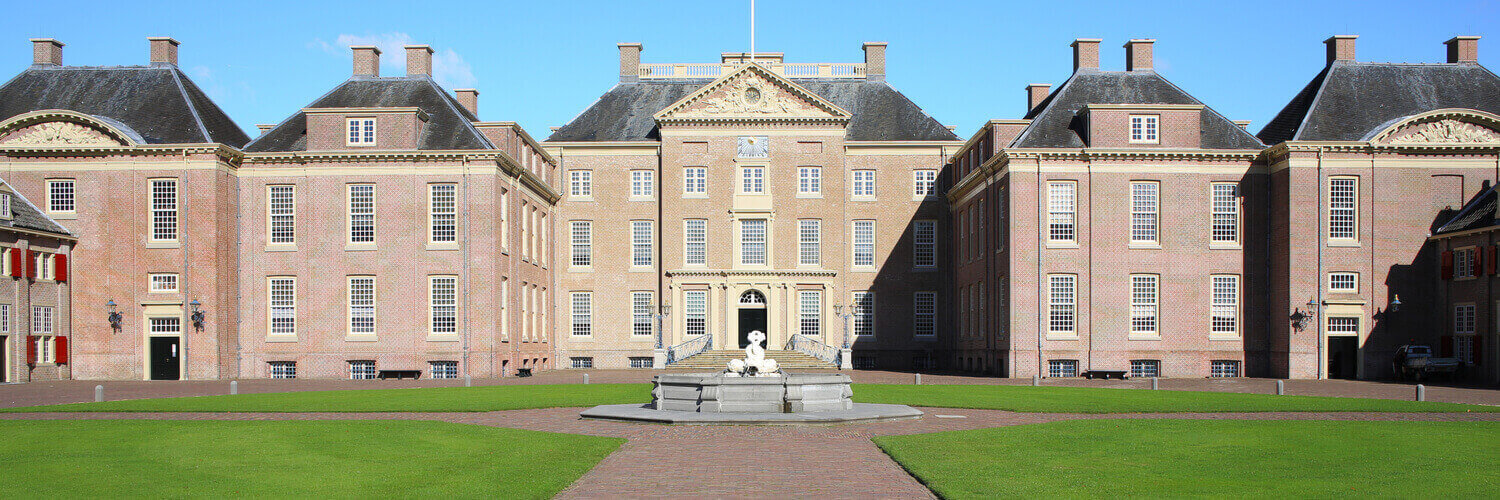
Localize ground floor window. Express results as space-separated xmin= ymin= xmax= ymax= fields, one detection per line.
xmin=571 ymin=357 xmax=594 ymax=369
xmin=349 ymin=360 xmax=376 ymax=380
xmin=1048 ymin=359 xmax=1078 ymax=378
xmin=269 ymin=361 xmax=296 ymax=379
xmin=1210 ymin=360 xmax=1240 ymax=378
xmin=32 ymin=335 xmax=55 ymax=364
xmin=430 ymin=361 xmax=458 ymax=379
xmin=1130 ymin=359 xmax=1160 ymax=378
xmin=912 ymin=355 xmax=935 ymax=371
xmin=1455 ymin=336 xmax=1475 ymax=365
xmin=853 ymin=356 xmax=876 ymax=369
xmin=629 ymin=357 xmax=653 ymax=369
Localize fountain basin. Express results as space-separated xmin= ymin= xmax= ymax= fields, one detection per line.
xmin=578 ymin=372 xmax=923 ymax=425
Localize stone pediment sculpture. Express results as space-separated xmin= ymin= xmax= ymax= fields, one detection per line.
xmin=1388 ymin=119 xmax=1500 ymax=144
xmin=725 ymin=330 xmax=781 ymax=377
xmin=2 ymin=121 xmax=118 ymax=146
xmin=654 ymin=64 xmax=850 ymax=123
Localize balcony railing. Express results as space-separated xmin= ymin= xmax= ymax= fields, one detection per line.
xmin=639 ymin=62 xmax=865 ymax=80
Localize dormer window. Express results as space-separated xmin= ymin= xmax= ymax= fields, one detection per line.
xmin=0 ymin=193 xmax=10 ymax=220
xmin=1129 ymin=115 xmax=1159 ymax=144
xmin=346 ymin=118 xmax=376 ymax=146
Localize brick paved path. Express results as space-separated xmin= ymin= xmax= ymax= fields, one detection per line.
xmin=5 ymin=407 xmax=1498 ymax=499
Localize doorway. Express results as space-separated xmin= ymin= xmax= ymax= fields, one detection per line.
xmin=149 ymin=337 xmax=180 ymax=380
xmin=1328 ymin=336 xmax=1358 ymax=380
xmin=737 ymin=290 xmax=768 ymax=348
xmin=1 ymin=335 xmax=7 ymax=382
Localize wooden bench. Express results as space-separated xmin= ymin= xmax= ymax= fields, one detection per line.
xmin=516 ymin=368 xmax=533 ymax=377
xmin=1083 ymin=370 xmax=1127 ymax=380
xmin=377 ymin=370 xmax=421 ymax=380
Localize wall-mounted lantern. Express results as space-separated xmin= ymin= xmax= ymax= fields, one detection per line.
xmin=106 ymin=300 xmax=122 ymax=331
xmin=1291 ymin=297 xmax=1320 ymax=332
xmin=189 ymin=299 xmax=205 ymax=330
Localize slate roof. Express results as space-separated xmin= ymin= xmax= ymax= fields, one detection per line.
xmin=1258 ymin=62 xmax=1500 ymax=144
xmin=0 ymin=179 xmax=73 ymax=238
xmin=1011 ymin=70 xmax=1263 ymax=150
xmin=1435 ymin=182 xmax=1500 ymax=235
xmin=547 ymin=79 xmax=958 ymax=142
xmin=245 ymin=76 xmax=492 ymax=152
xmin=0 ymin=65 xmax=249 ymax=147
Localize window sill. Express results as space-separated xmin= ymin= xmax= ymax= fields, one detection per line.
xmin=914 ymin=335 xmax=938 ymax=342
xmin=570 ymin=196 xmax=594 ymax=202
xmin=345 ymin=334 xmax=377 ymax=342
xmin=1208 ymin=335 xmax=1242 ymax=341
xmin=911 ymin=196 xmax=939 ymax=202
xmin=1128 ymin=333 xmax=1162 ymax=341
xmin=426 ymin=243 xmax=460 ymax=251
xmin=265 ymin=244 xmax=298 ymax=252
xmin=1045 ymin=333 xmax=1080 ymax=341
xmin=426 ymin=334 xmax=460 ymax=342
xmin=1044 ymin=241 xmax=1079 ymax=249
xmin=629 ymin=197 xmax=656 ymax=202
xmin=796 ymin=193 xmax=823 ymax=199
xmin=1455 ymin=276 xmax=1478 ymax=282
xmin=1209 ymin=243 xmax=1242 ymax=250
xmin=630 ymin=336 xmax=655 ymax=342
xmin=850 ymin=197 xmax=876 ymax=202
xmin=682 ymin=193 xmax=709 ymax=199
xmin=851 ymin=267 xmax=876 ymax=273
xmin=266 ymin=335 xmax=298 ymax=343
xmin=629 ymin=267 xmax=655 ymax=273
xmin=145 ymin=241 xmax=181 ymax=249
xmin=1128 ymin=243 xmax=1161 ymax=250
xmin=1328 ymin=240 xmax=1362 ymax=248
xmin=345 ymin=244 xmax=377 ymax=252
xmin=912 ymin=267 xmax=938 ymax=272
xmin=48 ymin=212 xmax=77 ymax=220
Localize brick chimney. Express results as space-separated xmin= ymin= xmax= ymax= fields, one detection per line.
xmin=406 ymin=45 xmax=433 ymax=76
xmin=256 ymin=124 xmax=275 ymax=135
xmin=1124 ymin=39 xmax=1155 ymax=71
xmin=1325 ymin=35 xmax=1357 ymax=65
xmin=1026 ymin=83 xmax=1051 ymax=114
xmin=1072 ymin=38 xmax=1101 ymax=71
xmin=1446 ymin=36 xmax=1480 ymax=64
xmin=148 ymin=37 xmax=179 ymax=65
xmin=352 ymin=46 xmax=381 ymax=77
xmin=863 ymin=42 xmax=888 ymax=81
xmin=618 ymin=43 xmax=643 ymax=83
xmin=455 ymin=89 xmax=479 ymax=116
xmin=30 ymin=39 xmax=62 ymax=66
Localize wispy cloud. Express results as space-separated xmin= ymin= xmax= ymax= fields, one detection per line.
xmin=311 ymin=32 xmax=477 ymax=89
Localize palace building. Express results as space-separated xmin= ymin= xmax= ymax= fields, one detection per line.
xmin=0 ymin=34 xmax=1495 ymax=382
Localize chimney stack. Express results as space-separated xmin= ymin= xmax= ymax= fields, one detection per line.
xmin=352 ymin=46 xmax=381 ymax=77
xmin=148 ymin=37 xmax=180 ymax=65
xmin=405 ymin=45 xmax=433 ymax=76
xmin=618 ymin=43 xmax=643 ymax=83
xmin=1446 ymin=36 xmax=1480 ymax=64
xmin=30 ymin=38 xmax=62 ymax=66
xmin=1072 ymin=38 xmax=1101 ymax=71
xmin=1124 ymin=39 xmax=1155 ymax=71
xmin=863 ymin=42 xmax=888 ymax=81
xmin=1026 ymin=84 xmax=1051 ymax=114
xmin=256 ymin=124 xmax=275 ymax=135
xmin=455 ymin=89 xmax=479 ymax=116
xmin=1325 ymin=35 xmax=1357 ymax=65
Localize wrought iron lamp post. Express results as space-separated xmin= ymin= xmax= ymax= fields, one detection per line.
xmin=656 ymin=303 xmax=671 ymax=349
xmin=835 ymin=304 xmax=851 ymax=349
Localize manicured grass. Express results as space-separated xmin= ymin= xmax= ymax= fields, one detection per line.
xmin=0 ymin=419 xmax=622 ymax=498
xmin=3 ymin=383 xmax=652 ymax=413
xmin=855 ymin=384 xmax=1499 ymax=413
xmin=875 ymin=420 xmax=1500 ymax=499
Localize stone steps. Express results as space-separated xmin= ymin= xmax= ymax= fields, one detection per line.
xmin=668 ymin=349 xmax=835 ymax=370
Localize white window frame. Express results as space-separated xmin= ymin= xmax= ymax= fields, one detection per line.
xmin=631 ymin=220 xmax=653 ymax=268
xmin=346 ymin=117 xmax=376 ymax=146
xmin=1210 ymin=360 xmax=1241 ymax=378
xmin=914 ymin=220 xmax=936 ymax=268
xmin=569 ymin=170 xmax=592 ymax=199
xmin=684 ymin=219 xmax=707 ymax=266
xmin=0 ymin=193 xmax=10 ymax=220
xmin=741 ymin=166 xmax=765 ymax=194
xmin=630 ymin=170 xmax=655 ymax=199
xmin=46 ymin=179 xmax=75 ymax=214
xmin=269 ymin=361 xmax=296 ymax=379
xmin=685 ymin=290 xmax=707 ymax=336
xmin=798 ymin=220 xmax=820 ymax=266
xmin=1130 ymin=274 xmax=1159 ymax=336
xmin=570 ymin=221 xmax=592 ymax=268
xmin=571 ymin=292 xmax=592 ymax=337
xmin=1129 ymin=114 xmax=1159 ymax=144
xmin=1328 ymin=177 xmax=1358 ymax=242
xmin=428 ymin=183 xmax=458 ymax=244
xmin=1211 ymin=274 xmax=1240 ymax=338
xmin=852 ymin=220 xmax=875 ymax=268
xmin=799 ymin=290 xmax=822 ymax=337
xmin=740 ymin=219 xmax=767 ymax=265
xmin=1328 ymin=272 xmax=1359 ymax=293
xmin=851 ymin=170 xmax=876 ymax=199
xmin=1048 ymin=359 xmax=1079 ymax=378
xmin=430 ymin=361 xmax=458 ymax=379
xmin=149 ymin=273 xmax=179 ymax=293
xmin=267 ymin=185 xmax=295 ymax=245
xmin=1047 ymin=181 xmax=1076 ymax=244
xmin=349 ymin=360 xmax=377 ymax=380
xmin=429 ymin=275 xmax=458 ymax=337
xmin=912 ymin=170 xmax=938 ymax=199
xmin=798 ymin=167 xmax=822 ymax=197
xmin=347 ymin=184 xmax=375 ymax=245
xmin=914 ymin=292 xmax=936 ymax=338
xmin=853 ymin=291 xmax=875 ymax=337
xmin=268 ymin=277 xmax=296 ymax=337
xmin=683 ymin=167 xmax=707 ymax=197
xmin=1129 ymin=181 xmax=1159 ymax=245
xmin=1130 ymin=360 xmax=1160 ymax=378
xmin=1456 ymin=247 xmax=1477 ymax=279
xmin=1327 ymin=316 xmax=1360 ymax=335
xmin=632 ymin=291 xmax=654 ymax=337
xmin=1048 ymin=274 xmax=1076 ymax=335
xmin=1210 ymin=182 xmax=1239 ymax=245
xmin=348 ymin=276 xmax=376 ymax=337
xmin=1455 ymin=304 xmax=1476 ymax=336
xmin=150 ymin=178 xmax=179 ymax=243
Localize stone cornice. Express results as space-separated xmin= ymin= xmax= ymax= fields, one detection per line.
xmin=243 ymin=149 xmax=560 ymax=204
xmin=473 ymin=121 xmax=558 ymax=165
xmin=666 ymin=269 xmax=838 ymax=279
xmin=0 ymin=143 xmax=242 ymax=162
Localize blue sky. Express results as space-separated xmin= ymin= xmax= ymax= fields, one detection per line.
xmin=2 ymin=0 xmax=1495 ymax=141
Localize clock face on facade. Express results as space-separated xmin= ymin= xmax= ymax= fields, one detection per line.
xmin=737 ymin=136 xmax=769 ymax=158
xmin=744 ymin=86 xmax=762 ymax=104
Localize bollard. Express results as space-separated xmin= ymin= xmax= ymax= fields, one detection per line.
xmin=1032 ymin=375 xmax=1039 ymax=387
xmin=1151 ymin=377 xmax=1159 ymax=390
xmin=465 ymin=375 xmax=472 ymax=387
xmin=1416 ymin=384 xmax=1425 ymax=402
xmin=94 ymin=385 xmax=103 ymax=403
xmin=230 ymin=380 xmax=238 ymax=395
xmin=584 ymin=373 xmax=590 ymax=385
xmin=1276 ymin=380 xmax=1284 ymax=396
xmin=915 ymin=373 xmax=922 ymax=385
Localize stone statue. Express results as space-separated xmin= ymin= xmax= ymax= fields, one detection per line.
xmin=725 ymin=330 xmax=781 ymax=377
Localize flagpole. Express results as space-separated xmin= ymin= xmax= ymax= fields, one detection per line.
xmin=750 ymin=0 xmax=756 ymax=64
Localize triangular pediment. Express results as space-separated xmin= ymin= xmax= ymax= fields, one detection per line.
xmin=654 ymin=64 xmax=850 ymax=123
xmin=1370 ymin=109 xmax=1500 ymax=145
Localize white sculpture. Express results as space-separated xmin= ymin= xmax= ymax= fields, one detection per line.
xmin=725 ymin=330 xmax=781 ymax=377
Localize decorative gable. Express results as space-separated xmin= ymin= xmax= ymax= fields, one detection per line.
xmin=0 ymin=110 xmax=139 ymax=147
xmin=655 ymin=64 xmax=850 ymax=124
xmin=1370 ymin=109 xmax=1500 ymax=145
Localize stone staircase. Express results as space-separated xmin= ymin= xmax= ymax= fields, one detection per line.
xmin=668 ymin=349 xmax=836 ymax=370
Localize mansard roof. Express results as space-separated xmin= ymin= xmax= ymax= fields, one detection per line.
xmin=1258 ymin=62 xmax=1500 ymax=144
xmin=1011 ymin=69 xmax=1264 ymax=150
xmin=0 ymin=65 xmax=249 ymax=147
xmin=244 ymin=76 xmax=493 ymax=152
xmin=547 ymin=79 xmax=958 ymax=142
xmin=0 ymin=179 xmax=73 ymax=238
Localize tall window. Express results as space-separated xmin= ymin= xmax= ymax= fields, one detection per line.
xmin=46 ymin=179 xmax=74 ymax=213
xmin=913 ymin=170 xmax=937 ymax=197
xmin=850 ymin=220 xmax=876 ymax=267
xmin=632 ymin=291 xmax=654 ymax=337
xmin=151 ymin=179 xmax=178 ymax=242
xmin=32 ymin=306 xmax=53 ymax=335
xmin=1130 ymin=274 xmax=1159 ymax=334
xmin=348 ymin=276 xmax=375 ymax=335
xmin=741 ymin=219 xmax=767 ymax=265
xmin=1129 ymin=115 xmax=1159 ymax=143
xmin=1048 ymin=274 xmax=1076 ymax=334
xmin=683 ymin=167 xmax=707 ymax=195
xmin=570 ymin=221 xmax=592 ymax=267
xmin=430 ymin=276 xmax=458 ymax=335
xmin=569 ymin=170 xmax=592 ymax=198
xmin=799 ymin=290 xmax=822 ymax=336
xmin=571 ymin=292 xmax=592 ymax=337
xmin=631 ymin=221 xmax=653 ymax=267
xmin=1456 ymin=247 xmax=1476 ymax=278
xmin=0 ymin=193 xmax=10 ymax=219
xmin=346 ymin=117 xmax=375 ymax=145
xmin=268 ymin=185 xmax=295 ymax=244
xmin=1329 ymin=177 xmax=1357 ymax=241
xmin=1212 ymin=275 xmax=1240 ymax=336
xmin=429 ymin=183 xmax=457 ymax=243
xmin=1211 ymin=182 xmax=1238 ymax=243
xmin=853 ymin=291 xmax=874 ymax=336
xmin=269 ymin=277 xmax=296 ymax=336
xmin=799 ymin=220 xmax=821 ymax=266
xmin=852 ymin=170 xmax=876 ymax=198
xmin=1047 ymin=181 xmax=1076 ymax=243
xmin=684 ymin=219 xmax=706 ymax=265
xmin=1130 ymin=181 xmax=1158 ymax=244
xmin=685 ymin=290 xmax=707 ymax=336
xmin=1455 ymin=304 xmax=1476 ymax=335
xmin=798 ymin=167 xmax=821 ymax=195
xmin=0 ymin=304 xmax=9 ymax=334
xmin=914 ymin=220 xmax=936 ymax=267
xmin=741 ymin=167 xmax=765 ymax=194
xmin=348 ymin=184 xmax=375 ymax=244
xmin=914 ymin=292 xmax=936 ymax=337
xmin=630 ymin=170 xmax=654 ymax=198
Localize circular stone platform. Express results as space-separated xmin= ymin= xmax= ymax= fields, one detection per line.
xmin=579 ymin=403 xmax=923 ymax=425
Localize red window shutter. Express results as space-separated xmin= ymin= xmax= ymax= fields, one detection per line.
xmin=54 ymin=254 xmax=67 ymax=283
xmin=1440 ymin=335 xmax=1454 ymax=357
xmin=7 ymin=249 xmax=18 ymax=278
xmin=55 ymin=336 xmax=67 ymax=364
xmin=1473 ymin=336 xmax=1483 ymax=366
xmin=1441 ymin=250 xmax=1455 ymax=280
xmin=1490 ymin=246 xmax=1498 ymax=276
xmin=25 ymin=336 xmax=36 ymax=364
xmin=24 ymin=250 xmax=34 ymax=279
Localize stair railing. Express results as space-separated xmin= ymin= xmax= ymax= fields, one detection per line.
xmin=786 ymin=334 xmax=840 ymax=367
xmin=664 ymin=333 xmax=713 ymax=366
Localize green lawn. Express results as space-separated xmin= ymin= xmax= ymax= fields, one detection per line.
xmin=0 ymin=419 xmax=622 ymax=498
xmin=875 ymin=420 xmax=1500 ymax=499
xmin=856 ymin=384 xmax=1499 ymax=413
xmin=3 ymin=383 xmax=652 ymax=413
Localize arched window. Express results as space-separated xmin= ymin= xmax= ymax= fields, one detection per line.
xmin=739 ymin=290 xmax=766 ymax=305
